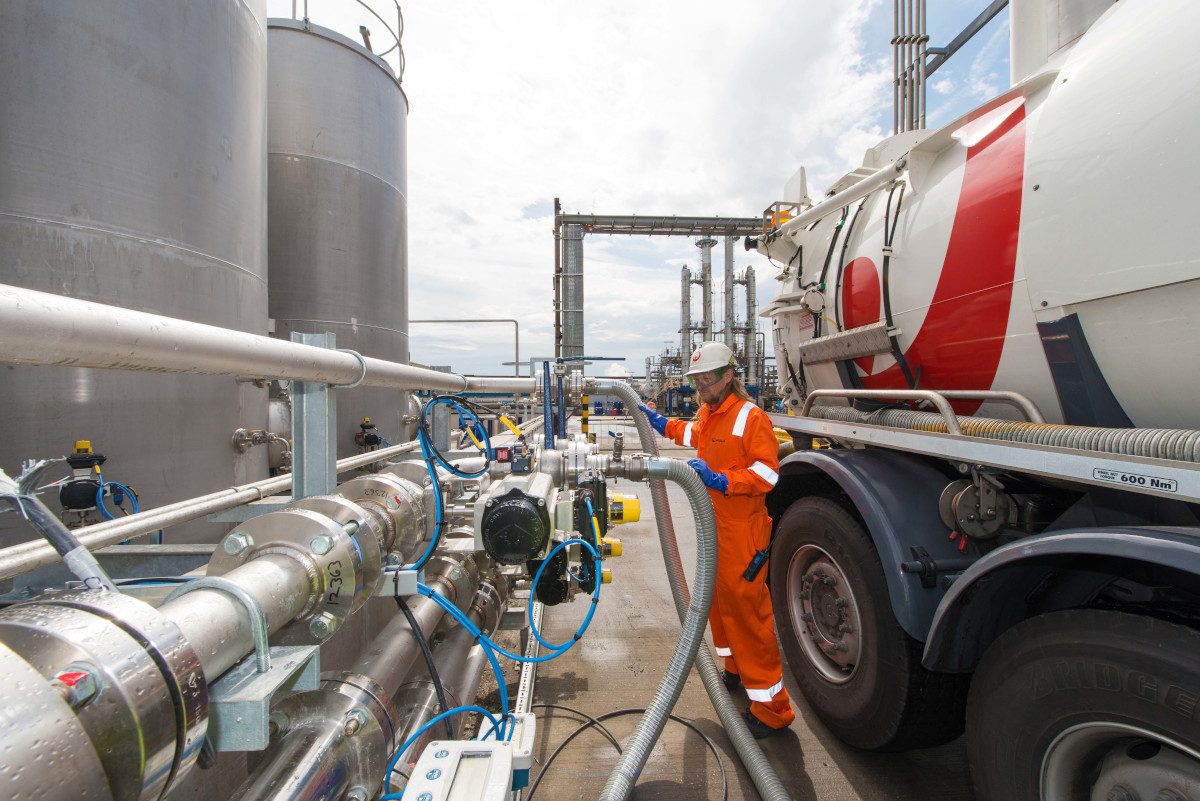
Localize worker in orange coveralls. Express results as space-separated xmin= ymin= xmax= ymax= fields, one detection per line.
xmin=639 ymin=341 xmax=795 ymax=738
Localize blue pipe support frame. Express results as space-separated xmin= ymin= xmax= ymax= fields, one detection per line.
xmin=542 ymin=360 xmax=555 ymax=449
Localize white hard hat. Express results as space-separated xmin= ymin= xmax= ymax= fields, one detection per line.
xmin=686 ymin=341 xmax=736 ymax=376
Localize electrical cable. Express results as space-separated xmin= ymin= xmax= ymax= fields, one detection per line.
xmin=395 ymin=594 xmax=455 ymax=740
xmin=881 ymin=180 xmax=918 ymax=389
xmin=527 ymin=708 xmax=730 ymax=801
xmin=529 ymin=703 xmax=623 ymax=755
xmin=832 ymin=197 xmax=868 ymax=332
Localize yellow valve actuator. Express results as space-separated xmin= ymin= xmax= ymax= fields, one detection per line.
xmin=601 ymin=538 xmax=622 ymax=558
xmin=74 ymin=440 xmax=93 ymax=454
xmin=608 ymin=493 xmax=640 ymax=524
xmin=600 ymin=569 xmax=613 ymax=585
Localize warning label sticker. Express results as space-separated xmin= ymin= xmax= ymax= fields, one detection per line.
xmin=1093 ymin=468 xmax=1178 ymax=493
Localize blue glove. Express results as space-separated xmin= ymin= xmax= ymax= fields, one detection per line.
xmin=638 ymin=404 xmax=668 ymax=436
xmin=688 ymin=458 xmax=729 ymax=494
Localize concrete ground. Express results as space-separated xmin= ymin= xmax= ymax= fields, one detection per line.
xmin=502 ymin=422 xmax=974 ymax=801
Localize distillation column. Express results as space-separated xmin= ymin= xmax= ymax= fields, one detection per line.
xmin=744 ymin=266 xmax=758 ymax=388
xmin=562 ymin=224 xmax=585 ymax=360
xmin=680 ymin=265 xmax=693 ymax=362
xmin=696 ymin=238 xmax=716 ymax=341
xmin=723 ymin=236 xmax=736 ymax=347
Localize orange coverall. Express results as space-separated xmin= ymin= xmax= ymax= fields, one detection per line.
xmin=664 ymin=392 xmax=795 ymax=728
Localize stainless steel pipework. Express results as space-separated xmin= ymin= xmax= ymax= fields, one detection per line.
xmin=229 ymin=544 xmax=507 ymax=800
xmin=0 ymin=462 xmax=433 ymax=801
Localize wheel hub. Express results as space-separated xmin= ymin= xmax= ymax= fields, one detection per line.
xmin=788 ymin=545 xmax=862 ymax=683
xmin=1041 ymin=722 xmax=1200 ymax=801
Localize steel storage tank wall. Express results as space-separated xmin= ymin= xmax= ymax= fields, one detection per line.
xmin=266 ymin=19 xmax=410 ymax=457
xmin=0 ymin=1 xmax=269 ymax=542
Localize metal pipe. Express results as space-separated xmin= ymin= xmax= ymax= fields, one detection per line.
xmin=0 ymin=440 xmax=422 ymax=582
xmin=0 ymin=283 xmax=536 ymax=394
xmin=773 ymin=158 xmax=905 ymax=238
xmin=893 ymin=0 xmax=900 ymax=134
xmin=351 ymin=593 xmax=446 ymax=693
xmin=411 ymin=319 xmax=520 ymax=377
xmin=723 ymin=236 xmax=736 ymax=347
xmin=160 ymin=553 xmax=313 ymax=679
xmin=681 ymin=265 xmax=692 ymax=361
xmin=918 ymin=0 xmax=927 ymax=128
xmin=388 ymin=627 xmax=491 ymax=787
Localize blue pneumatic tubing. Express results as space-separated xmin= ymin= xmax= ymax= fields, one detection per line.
xmin=382 ymin=704 xmax=502 ymax=794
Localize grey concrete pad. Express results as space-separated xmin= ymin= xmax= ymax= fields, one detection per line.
xmin=521 ymin=443 xmax=974 ymax=801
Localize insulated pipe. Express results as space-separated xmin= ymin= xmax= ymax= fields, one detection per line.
xmin=0 ymin=440 xmax=421 ymax=581
xmin=723 ymin=236 xmax=736 ymax=347
xmin=0 ymin=283 xmax=537 ymax=394
xmin=592 ymin=379 xmax=795 ymax=801
xmin=599 ymin=456 xmax=717 ymax=801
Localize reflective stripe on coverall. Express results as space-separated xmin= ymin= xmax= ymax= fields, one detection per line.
xmin=664 ymin=393 xmax=795 ymax=728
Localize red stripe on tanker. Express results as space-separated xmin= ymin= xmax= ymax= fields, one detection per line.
xmin=849 ymin=100 xmax=1028 ymax=415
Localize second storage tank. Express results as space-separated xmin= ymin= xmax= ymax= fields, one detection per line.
xmin=266 ymin=19 xmax=411 ymax=456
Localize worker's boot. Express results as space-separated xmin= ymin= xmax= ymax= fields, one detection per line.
xmin=722 ymin=670 xmax=742 ymax=691
xmin=741 ymin=711 xmax=786 ymax=740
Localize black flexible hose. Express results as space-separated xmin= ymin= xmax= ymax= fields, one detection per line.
xmin=395 ymin=594 xmax=454 ymax=739
xmin=530 ymin=703 xmax=623 ymax=754
xmin=527 ymin=708 xmax=729 ymax=801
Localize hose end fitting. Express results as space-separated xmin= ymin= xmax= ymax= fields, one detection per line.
xmin=645 ymin=458 xmax=671 ymax=479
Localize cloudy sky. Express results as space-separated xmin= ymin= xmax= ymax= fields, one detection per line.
xmin=268 ymin=1 xmax=1010 ymax=377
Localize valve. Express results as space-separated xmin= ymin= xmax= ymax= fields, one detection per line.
xmin=600 ymin=568 xmax=613 ymax=585
xmin=601 ymin=537 xmax=622 ymax=557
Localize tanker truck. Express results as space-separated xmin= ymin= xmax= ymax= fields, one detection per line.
xmin=753 ymin=1 xmax=1200 ymax=798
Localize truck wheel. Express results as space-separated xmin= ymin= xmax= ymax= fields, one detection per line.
xmin=770 ymin=497 xmax=967 ymax=750
xmin=968 ymin=609 xmax=1200 ymax=801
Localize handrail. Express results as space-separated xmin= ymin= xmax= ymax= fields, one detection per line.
xmin=801 ymin=389 xmax=963 ymax=435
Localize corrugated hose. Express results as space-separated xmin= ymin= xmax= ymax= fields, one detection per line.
xmin=808 ymin=404 xmax=1200 ymax=462
xmin=594 ymin=380 xmax=795 ymax=801
xmin=598 ymin=456 xmax=717 ymax=801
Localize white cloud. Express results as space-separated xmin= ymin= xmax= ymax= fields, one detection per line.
xmin=266 ymin=1 xmax=892 ymax=376
xmin=934 ymin=77 xmax=955 ymax=95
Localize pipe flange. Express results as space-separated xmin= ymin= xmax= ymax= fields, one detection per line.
xmin=338 ymin=472 xmax=427 ymax=558
xmin=269 ymin=687 xmax=388 ymax=793
xmin=470 ymin=580 xmax=507 ymax=634
xmin=424 ymin=552 xmax=477 ymax=610
xmin=292 ymin=495 xmax=382 ymax=612
xmin=207 ymin=508 xmax=357 ymax=646
xmin=320 ymin=671 xmax=400 ymax=749
xmin=7 ymin=590 xmax=208 ymax=801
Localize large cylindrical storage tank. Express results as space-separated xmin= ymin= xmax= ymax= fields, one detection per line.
xmin=0 ymin=1 xmax=269 ymax=541
xmin=266 ymin=19 xmax=410 ymax=456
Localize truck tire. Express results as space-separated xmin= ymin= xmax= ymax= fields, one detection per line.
xmin=968 ymin=609 xmax=1200 ymax=801
xmin=769 ymin=496 xmax=967 ymax=750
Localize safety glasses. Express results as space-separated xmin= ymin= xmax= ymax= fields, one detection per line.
xmin=688 ymin=366 xmax=728 ymax=389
